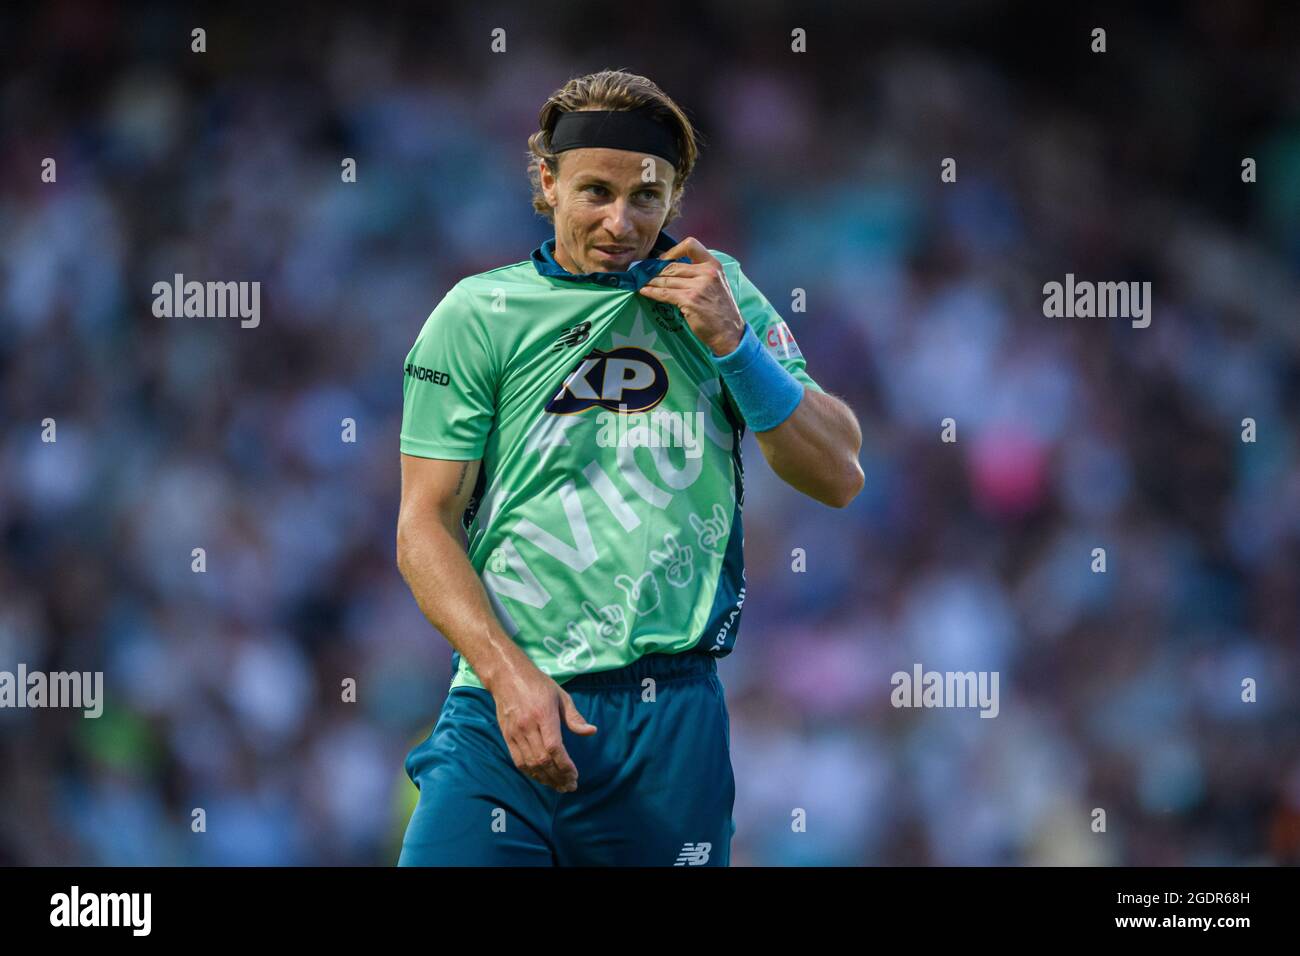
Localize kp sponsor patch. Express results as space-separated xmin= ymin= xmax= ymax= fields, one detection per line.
xmin=545 ymin=346 xmax=669 ymax=414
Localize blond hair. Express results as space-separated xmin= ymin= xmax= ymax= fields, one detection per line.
xmin=526 ymin=69 xmax=701 ymax=225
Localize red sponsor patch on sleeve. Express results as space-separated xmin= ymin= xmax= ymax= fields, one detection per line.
xmin=764 ymin=321 xmax=803 ymax=360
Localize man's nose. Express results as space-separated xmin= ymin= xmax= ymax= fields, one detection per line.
xmin=603 ymin=198 xmax=635 ymax=238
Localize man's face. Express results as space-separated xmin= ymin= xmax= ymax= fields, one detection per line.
xmin=540 ymin=147 xmax=676 ymax=273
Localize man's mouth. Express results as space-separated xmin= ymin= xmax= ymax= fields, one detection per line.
xmin=594 ymin=246 xmax=634 ymax=260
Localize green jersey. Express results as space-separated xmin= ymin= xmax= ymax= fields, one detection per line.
xmin=400 ymin=230 xmax=823 ymax=689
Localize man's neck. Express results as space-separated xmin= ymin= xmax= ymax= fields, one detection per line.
xmin=552 ymin=238 xmax=582 ymax=274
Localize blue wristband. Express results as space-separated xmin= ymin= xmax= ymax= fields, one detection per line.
xmin=711 ymin=324 xmax=805 ymax=432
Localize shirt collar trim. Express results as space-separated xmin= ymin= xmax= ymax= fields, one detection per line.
xmin=530 ymin=230 xmax=688 ymax=291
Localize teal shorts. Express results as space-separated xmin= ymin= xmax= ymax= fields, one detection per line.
xmin=398 ymin=650 xmax=736 ymax=866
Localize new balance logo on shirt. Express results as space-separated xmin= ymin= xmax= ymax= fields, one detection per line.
xmin=551 ymin=320 xmax=592 ymax=350
xmin=674 ymin=842 xmax=712 ymax=865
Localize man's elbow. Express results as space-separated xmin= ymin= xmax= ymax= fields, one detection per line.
xmin=826 ymin=459 xmax=865 ymax=509
xmin=395 ymin=517 xmax=424 ymax=580
xmin=395 ymin=533 xmax=413 ymax=581
xmin=395 ymin=510 xmax=462 ymax=577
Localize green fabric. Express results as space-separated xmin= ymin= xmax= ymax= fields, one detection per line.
xmin=400 ymin=250 xmax=822 ymax=688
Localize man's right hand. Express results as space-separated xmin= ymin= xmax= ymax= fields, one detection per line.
xmin=490 ymin=664 xmax=598 ymax=792
xmin=395 ymin=452 xmax=598 ymax=792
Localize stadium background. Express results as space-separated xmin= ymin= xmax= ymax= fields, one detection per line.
xmin=1 ymin=1 xmax=1298 ymax=865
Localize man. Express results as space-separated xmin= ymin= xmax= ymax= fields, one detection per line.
xmin=396 ymin=69 xmax=863 ymax=866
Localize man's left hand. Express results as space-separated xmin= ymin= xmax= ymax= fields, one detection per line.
xmin=637 ymin=237 xmax=746 ymax=357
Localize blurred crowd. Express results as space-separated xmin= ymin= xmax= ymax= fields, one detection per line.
xmin=1 ymin=3 xmax=1298 ymax=865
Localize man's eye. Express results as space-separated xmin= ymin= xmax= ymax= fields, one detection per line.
xmin=584 ymin=184 xmax=606 ymax=195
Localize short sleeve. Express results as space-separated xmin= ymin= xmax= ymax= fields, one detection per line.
xmin=725 ymin=261 xmax=825 ymax=394
xmin=400 ymin=283 xmax=498 ymax=460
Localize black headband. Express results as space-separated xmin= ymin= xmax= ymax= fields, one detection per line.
xmin=549 ymin=108 xmax=680 ymax=168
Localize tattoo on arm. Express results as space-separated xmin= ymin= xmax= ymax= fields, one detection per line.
xmin=454 ymin=462 xmax=469 ymax=496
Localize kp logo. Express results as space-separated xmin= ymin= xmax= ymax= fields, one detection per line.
xmin=674 ymin=842 xmax=712 ymax=866
xmin=545 ymin=347 xmax=669 ymax=415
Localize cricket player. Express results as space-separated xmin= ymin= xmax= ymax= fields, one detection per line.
xmin=396 ymin=69 xmax=864 ymax=866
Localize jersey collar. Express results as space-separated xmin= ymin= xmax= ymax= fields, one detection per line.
xmin=530 ymin=229 xmax=689 ymax=291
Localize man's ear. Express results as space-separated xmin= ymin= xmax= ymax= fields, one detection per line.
xmin=540 ymin=158 xmax=559 ymax=206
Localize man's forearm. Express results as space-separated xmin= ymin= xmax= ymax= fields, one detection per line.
xmin=396 ymin=515 xmax=535 ymax=692
xmin=754 ymin=389 xmax=864 ymax=508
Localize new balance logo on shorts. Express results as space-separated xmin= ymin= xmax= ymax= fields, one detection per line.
xmin=674 ymin=842 xmax=712 ymax=866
